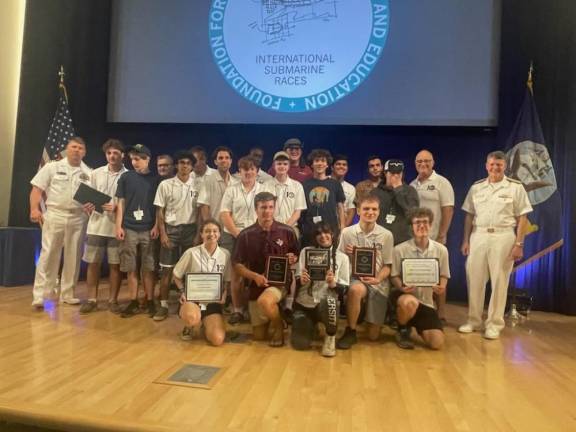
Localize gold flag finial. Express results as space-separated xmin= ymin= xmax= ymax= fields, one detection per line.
xmin=58 ymin=65 xmax=65 ymax=85
xmin=527 ymin=61 xmax=534 ymax=94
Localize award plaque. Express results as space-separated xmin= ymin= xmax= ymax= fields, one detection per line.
xmin=401 ymin=258 xmax=440 ymax=286
xmin=305 ymin=248 xmax=331 ymax=281
xmin=353 ymin=247 xmax=376 ymax=277
xmin=185 ymin=273 xmax=223 ymax=302
xmin=266 ymin=255 xmax=289 ymax=285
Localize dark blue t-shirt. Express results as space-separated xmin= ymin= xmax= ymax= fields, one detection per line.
xmin=300 ymin=177 xmax=345 ymax=245
xmin=116 ymin=171 xmax=160 ymax=232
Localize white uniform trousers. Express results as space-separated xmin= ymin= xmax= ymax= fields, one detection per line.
xmin=465 ymin=230 xmax=515 ymax=331
xmin=33 ymin=208 xmax=87 ymax=302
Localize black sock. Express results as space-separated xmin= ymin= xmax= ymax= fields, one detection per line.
xmin=347 ymin=327 xmax=356 ymax=334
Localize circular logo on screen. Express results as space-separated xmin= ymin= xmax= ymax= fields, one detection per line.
xmin=209 ymin=0 xmax=389 ymax=113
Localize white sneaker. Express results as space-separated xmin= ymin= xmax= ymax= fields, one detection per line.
xmin=322 ymin=335 xmax=336 ymax=357
xmin=483 ymin=328 xmax=500 ymax=340
xmin=31 ymin=299 xmax=44 ymax=310
xmin=60 ymin=297 xmax=81 ymax=305
xmin=458 ymin=323 xmax=478 ymax=334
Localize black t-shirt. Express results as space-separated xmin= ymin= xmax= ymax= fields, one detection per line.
xmin=300 ymin=177 xmax=345 ymax=245
xmin=116 ymin=171 xmax=160 ymax=232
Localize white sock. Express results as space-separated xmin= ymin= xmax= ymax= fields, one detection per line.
xmin=161 ymin=300 xmax=168 ymax=308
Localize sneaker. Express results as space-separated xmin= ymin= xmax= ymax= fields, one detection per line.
xmin=180 ymin=326 xmax=193 ymax=341
xmin=395 ymin=327 xmax=415 ymax=350
xmin=321 ymin=335 xmax=336 ymax=357
xmin=60 ymin=297 xmax=81 ymax=305
xmin=458 ymin=323 xmax=479 ymax=334
xmin=153 ymin=306 xmax=169 ymax=321
xmin=108 ymin=301 xmax=121 ymax=314
xmin=228 ymin=312 xmax=244 ymax=325
xmin=120 ymin=301 xmax=139 ymax=318
xmin=79 ymin=301 xmax=97 ymax=314
xmin=31 ymin=299 xmax=44 ymax=311
xmin=483 ymin=327 xmax=500 ymax=340
xmin=336 ymin=327 xmax=357 ymax=350
xmin=147 ymin=301 xmax=157 ymax=318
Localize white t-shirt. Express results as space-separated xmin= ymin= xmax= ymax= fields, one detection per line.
xmin=410 ymin=171 xmax=455 ymax=240
xmin=173 ymin=244 xmax=232 ymax=285
xmin=197 ymin=171 xmax=240 ymax=220
xmin=263 ymin=177 xmax=307 ymax=225
xmin=219 ymin=182 xmax=265 ymax=233
xmin=338 ymin=223 xmax=394 ymax=296
xmin=86 ymin=164 xmax=127 ymax=237
xmin=31 ymin=158 xmax=92 ymax=211
xmin=154 ymin=176 xmax=199 ymax=226
xmin=295 ymin=247 xmax=350 ymax=308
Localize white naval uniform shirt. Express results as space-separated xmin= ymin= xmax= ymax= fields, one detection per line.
xmin=173 ymin=244 xmax=232 ymax=284
xmin=30 ymin=158 xmax=92 ymax=211
xmin=197 ymin=172 xmax=240 ymax=221
xmin=295 ymin=247 xmax=350 ymax=308
xmin=263 ymin=177 xmax=307 ymax=225
xmin=219 ymin=182 xmax=265 ymax=234
xmin=410 ymin=170 xmax=455 ymax=240
xmin=86 ymin=164 xmax=128 ymax=237
xmin=462 ymin=176 xmax=532 ymax=229
xmin=391 ymin=238 xmax=451 ymax=309
xmin=191 ymin=166 xmax=216 ymax=191
xmin=338 ymin=223 xmax=394 ymax=296
xmin=154 ymin=176 xmax=199 ymax=226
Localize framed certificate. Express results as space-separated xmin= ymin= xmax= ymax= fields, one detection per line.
xmin=352 ymin=247 xmax=376 ymax=277
xmin=401 ymin=258 xmax=440 ymax=286
xmin=185 ymin=273 xmax=223 ymax=302
xmin=305 ymin=248 xmax=331 ymax=281
xmin=266 ymin=255 xmax=289 ymax=285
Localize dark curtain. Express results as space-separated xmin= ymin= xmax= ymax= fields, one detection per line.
xmin=10 ymin=0 xmax=576 ymax=313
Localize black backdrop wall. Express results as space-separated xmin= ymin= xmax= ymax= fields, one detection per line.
xmin=10 ymin=0 xmax=576 ymax=314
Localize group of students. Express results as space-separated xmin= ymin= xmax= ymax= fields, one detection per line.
xmin=29 ymin=136 xmax=532 ymax=356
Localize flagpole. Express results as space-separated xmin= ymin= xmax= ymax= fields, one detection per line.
xmin=58 ymin=65 xmax=69 ymax=102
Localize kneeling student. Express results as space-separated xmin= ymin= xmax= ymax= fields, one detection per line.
xmin=292 ymin=223 xmax=350 ymax=357
xmin=390 ymin=207 xmax=450 ymax=350
xmin=172 ymin=219 xmax=231 ymax=346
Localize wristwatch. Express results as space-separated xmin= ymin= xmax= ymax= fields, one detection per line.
xmin=514 ymin=242 xmax=524 ymax=247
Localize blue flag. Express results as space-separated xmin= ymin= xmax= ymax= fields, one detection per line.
xmin=504 ymin=82 xmax=564 ymax=270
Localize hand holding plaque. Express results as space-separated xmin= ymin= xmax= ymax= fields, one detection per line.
xmin=185 ymin=273 xmax=223 ymax=302
xmin=352 ymin=247 xmax=376 ymax=278
xmin=305 ymin=248 xmax=331 ymax=281
xmin=401 ymin=258 xmax=439 ymax=287
xmin=265 ymin=255 xmax=289 ymax=286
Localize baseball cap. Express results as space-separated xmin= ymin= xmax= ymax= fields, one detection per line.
xmin=384 ymin=159 xmax=404 ymax=173
xmin=129 ymin=143 xmax=151 ymax=157
xmin=273 ymin=151 xmax=290 ymax=161
xmin=283 ymin=138 xmax=303 ymax=150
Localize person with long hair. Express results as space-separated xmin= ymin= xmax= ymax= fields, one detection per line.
xmin=292 ymin=223 xmax=350 ymax=357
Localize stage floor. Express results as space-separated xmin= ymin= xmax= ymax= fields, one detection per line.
xmin=0 ymin=283 xmax=575 ymax=432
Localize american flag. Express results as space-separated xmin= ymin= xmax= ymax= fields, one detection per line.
xmin=40 ymin=82 xmax=75 ymax=166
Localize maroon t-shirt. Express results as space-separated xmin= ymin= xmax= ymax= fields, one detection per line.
xmin=267 ymin=164 xmax=313 ymax=183
xmin=233 ymin=221 xmax=300 ymax=300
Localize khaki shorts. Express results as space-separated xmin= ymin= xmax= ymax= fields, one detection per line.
xmin=120 ymin=228 xmax=156 ymax=273
xmin=83 ymin=235 xmax=120 ymax=264
xmin=248 ymin=286 xmax=283 ymax=326
xmin=159 ymin=223 xmax=197 ymax=267
xmin=351 ymin=279 xmax=388 ymax=326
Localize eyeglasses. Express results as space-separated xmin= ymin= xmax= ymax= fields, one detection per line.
xmin=157 ymin=163 xmax=172 ymax=168
xmin=412 ymin=220 xmax=430 ymax=226
xmin=415 ymin=159 xmax=433 ymax=164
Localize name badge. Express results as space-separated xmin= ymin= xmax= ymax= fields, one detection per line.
xmin=385 ymin=214 xmax=396 ymax=224
xmin=313 ymin=216 xmax=323 ymax=223
xmin=200 ymin=303 xmax=207 ymax=311
xmin=133 ymin=209 xmax=144 ymax=221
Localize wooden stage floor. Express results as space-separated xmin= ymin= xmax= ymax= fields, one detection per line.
xmin=0 ymin=283 xmax=575 ymax=432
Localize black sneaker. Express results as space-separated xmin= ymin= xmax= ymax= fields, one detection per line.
xmin=147 ymin=300 xmax=157 ymax=317
xmin=336 ymin=327 xmax=357 ymax=350
xmin=228 ymin=312 xmax=244 ymax=325
xmin=395 ymin=327 xmax=414 ymax=350
xmin=79 ymin=301 xmax=97 ymax=314
xmin=120 ymin=300 xmax=139 ymax=318
xmin=153 ymin=306 xmax=169 ymax=321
